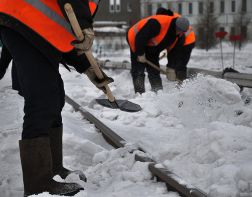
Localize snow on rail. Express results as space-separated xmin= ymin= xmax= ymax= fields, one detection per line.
xmin=65 ymin=95 xmax=208 ymax=197
xmin=97 ymin=60 xmax=252 ymax=88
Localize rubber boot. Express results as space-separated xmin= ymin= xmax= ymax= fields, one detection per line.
xmin=149 ymin=77 xmax=163 ymax=92
xmin=19 ymin=137 xmax=83 ymax=197
xmin=49 ymin=127 xmax=86 ymax=181
xmin=132 ymin=75 xmax=145 ymax=94
xmin=176 ymin=70 xmax=187 ymax=82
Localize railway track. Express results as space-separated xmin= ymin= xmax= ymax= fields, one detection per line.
xmin=65 ymin=95 xmax=208 ymax=197
xmin=97 ymin=60 xmax=252 ymax=88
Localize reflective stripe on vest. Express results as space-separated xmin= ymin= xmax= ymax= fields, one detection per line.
xmin=128 ymin=15 xmax=173 ymax=52
xmin=26 ymin=0 xmax=72 ymax=32
xmin=0 ymin=0 xmax=75 ymax=52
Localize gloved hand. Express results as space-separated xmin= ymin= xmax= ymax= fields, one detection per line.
xmin=85 ymin=66 xmax=114 ymax=93
xmin=137 ymin=54 xmax=147 ymax=63
xmin=166 ymin=67 xmax=176 ymax=81
xmin=72 ymin=28 xmax=95 ymax=55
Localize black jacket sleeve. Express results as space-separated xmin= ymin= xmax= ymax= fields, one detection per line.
xmin=57 ymin=0 xmax=94 ymax=73
xmin=57 ymin=0 xmax=93 ymax=29
xmin=167 ymin=42 xmax=194 ymax=72
xmin=62 ymin=50 xmax=91 ymax=73
xmin=177 ymin=43 xmax=194 ymax=71
xmin=176 ymin=35 xmax=186 ymax=48
xmin=135 ymin=19 xmax=161 ymax=56
xmin=0 ymin=43 xmax=12 ymax=80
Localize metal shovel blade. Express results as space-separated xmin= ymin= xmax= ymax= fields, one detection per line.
xmin=96 ymin=99 xmax=142 ymax=112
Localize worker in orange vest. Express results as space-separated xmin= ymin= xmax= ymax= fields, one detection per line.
xmin=156 ymin=7 xmax=196 ymax=82
xmin=0 ymin=0 xmax=101 ymax=80
xmin=0 ymin=0 xmax=111 ymax=196
xmin=127 ymin=11 xmax=190 ymax=93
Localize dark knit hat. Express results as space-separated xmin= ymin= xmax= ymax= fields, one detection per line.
xmin=176 ymin=17 xmax=190 ymax=32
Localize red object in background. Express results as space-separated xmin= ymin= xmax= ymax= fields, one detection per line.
xmin=215 ymin=31 xmax=228 ymax=39
xmin=229 ymin=35 xmax=241 ymax=42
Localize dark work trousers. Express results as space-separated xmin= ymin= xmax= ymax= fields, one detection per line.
xmin=167 ymin=43 xmax=194 ymax=72
xmin=0 ymin=27 xmax=65 ymax=139
xmin=130 ymin=49 xmax=163 ymax=93
xmin=167 ymin=43 xmax=194 ymax=81
xmin=11 ymin=62 xmax=23 ymax=95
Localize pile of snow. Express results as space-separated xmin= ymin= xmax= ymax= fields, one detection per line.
xmin=31 ymin=148 xmax=176 ymax=197
xmin=0 ymin=69 xmax=175 ymax=197
xmin=1 ymin=42 xmax=252 ymax=197
xmin=83 ymin=73 xmax=252 ymax=197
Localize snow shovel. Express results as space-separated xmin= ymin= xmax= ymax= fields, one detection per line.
xmin=145 ymin=60 xmax=182 ymax=82
xmin=64 ymin=3 xmax=141 ymax=112
xmin=145 ymin=59 xmax=167 ymax=75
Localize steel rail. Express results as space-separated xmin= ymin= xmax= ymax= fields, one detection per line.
xmin=65 ymin=95 xmax=126 ymax=148
xmin=187 ymin=68 xmax=252 ymax=88
xmin=65 ymin=95 xmax=208 ymax=197
xmin=97 ymin=60 xmax=252 ymax=88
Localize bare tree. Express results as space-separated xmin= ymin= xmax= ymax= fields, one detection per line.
xmin=234 ymin=5 xmax=250 ymax=50
xmin=196 ymin=0 xmax=219 ymax=51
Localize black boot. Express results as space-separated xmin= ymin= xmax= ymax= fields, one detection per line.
xmin=176 ymin=70 xmax=187 ymax=82
xmin=149 ymin=77 xmax=163 ymax=92
xmin=19 ymin=137 xmax=83 ymax=197
xmin=132 ymin=75 xmax=145 ymax=94
xmin=49 ymin=127 xmax=87 ymax=182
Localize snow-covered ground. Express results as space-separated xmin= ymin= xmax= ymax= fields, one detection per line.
xmin=0 ymin=43 xmax=252 ymax=197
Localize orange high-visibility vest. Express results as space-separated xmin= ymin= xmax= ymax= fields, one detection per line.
xmin=184 ymin=26 xmax=196 ymax=46
xmin=89 ymin=0 xmax=99 ymax=16
xmin=167 ymin=26 xmax=195 ymax=52
xmin=170 ymin=12 xmax=195 ymax=46
xmin=166 ymin=12 xmax=195 ymax=52
xmin=0 ymin=0 xmax=94 ymax=53
xmin=128 ymin=15 xmax=175 ymax=52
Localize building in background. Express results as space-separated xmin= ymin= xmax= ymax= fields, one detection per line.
xmin=93 ymin=0 xmax=251 ymax=52
xmin=140 ymin=0 xmax=252 ymax=40
xmin=93 ymin=0 xmax=142 ymax=54
xmin=94 ymin=0 xmax=141 ymax=27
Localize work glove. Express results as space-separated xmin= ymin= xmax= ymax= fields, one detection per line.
xmin=72 ymin=28 xmax=95 ymax=55
xmin=85 ymin=66 xmax=114 ymax=93
xmin=137 ymin=54 xmax=147 ymax=63
xmin=166 ymin=67 xmax=176 ymax=81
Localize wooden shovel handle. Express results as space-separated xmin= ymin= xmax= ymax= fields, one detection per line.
xmin=64 ymin=3 xmax=115 ymax=102
xmin=145 ymin=60 xmax=167 ymax=75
